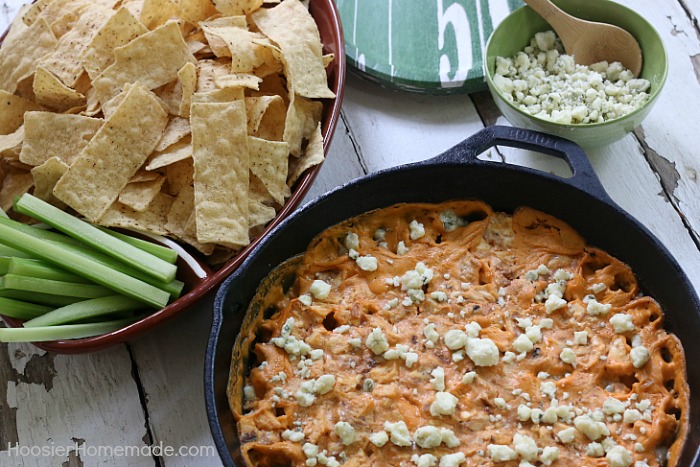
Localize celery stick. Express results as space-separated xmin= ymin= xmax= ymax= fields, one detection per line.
xmin=8 ymin=257 xmax=93 ymax=284
xmin=0 ymin=296 xmax=52 ymax=320
xmin=95 ymin=226 xmax=178 ymax=264
xmin=44 ymin=240 xmax=184 ymax=299
xmin=0 ymin=243 xmax=31 ymax=258
xmin=0 ymin=257 xmax=9 ymax=274
xmin=0 ymin=217 xmax=183 ymax=299
xmin=0 ymin=222 xmax=169 ymax=308
xmin=0 ymin=290 xmax=84 ymax=307
xmin=0 ymin=216 xmax=82 ymax=245
xmin=0 ymin=316 xmax=141 ymax=342
xmin=24 ymin=295 xmax=143 ymax=327
xmin=0 ymin=274 xmax=114 ymax=299
xmin=14 ymin=194 xmax=177 ymax=283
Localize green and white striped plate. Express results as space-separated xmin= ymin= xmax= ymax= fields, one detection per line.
xmin=336 ymin=0 xmax=523 ymax=94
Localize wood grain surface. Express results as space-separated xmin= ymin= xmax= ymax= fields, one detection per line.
xmin=1 ymin=1 xmax=699 ymax=465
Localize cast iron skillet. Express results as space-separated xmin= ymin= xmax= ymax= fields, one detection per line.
xmin=206 ymin=125 xmax=700 ymax=466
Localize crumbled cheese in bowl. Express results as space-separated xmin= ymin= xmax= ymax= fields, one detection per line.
xmin=493 ymin=31 xmax=650 ymax=125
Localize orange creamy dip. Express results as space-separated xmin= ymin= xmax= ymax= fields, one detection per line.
xmin=232 ymin=201 xmax=688 ymax=467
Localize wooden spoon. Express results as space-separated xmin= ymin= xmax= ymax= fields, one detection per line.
xmin=523 ymin=0 xmax=643 ymax=76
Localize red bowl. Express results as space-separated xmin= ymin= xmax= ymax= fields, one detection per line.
xmin=0 ymin=0 xmax=346 ymax=353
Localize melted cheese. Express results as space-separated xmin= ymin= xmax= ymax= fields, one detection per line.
xmin=232 ymin=201 xmax=689 ymax=467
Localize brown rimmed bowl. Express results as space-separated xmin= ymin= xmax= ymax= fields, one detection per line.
xmin=0 ymin=0 xmax=346 ymax=354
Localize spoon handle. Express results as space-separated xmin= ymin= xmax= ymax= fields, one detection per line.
xmin=522 ymin=0 xmax=582 ymax=42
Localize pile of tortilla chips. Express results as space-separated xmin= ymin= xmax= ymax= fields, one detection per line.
xmin=0 ymin=0 xmax=335 ymax=263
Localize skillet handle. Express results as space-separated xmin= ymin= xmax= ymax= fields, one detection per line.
xmin=431 ymin=125 xmax=613 ymax=203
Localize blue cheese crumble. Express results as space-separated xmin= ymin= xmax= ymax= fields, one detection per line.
xmin=494 ymin=31 xmax=650 ymax=124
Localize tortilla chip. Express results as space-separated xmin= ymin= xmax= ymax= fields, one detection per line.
xmin=47 ymin=1 xmax=90 ymax=38
xmin=284 ymin=93 xmax=323 ymax=156
xmin=187 ymin=40 xmax=208 ymax=56
xmin=38 ymin=5 xmax=115 ymax=87
xmin=166 ymin=184 xmax=194 ymax=235
xmin=250 ymin=41 xmax=284 ymax=78
xmin=99 ymin=192 xmax=174 ymax=236
xmin=0 ymin=18 xmax=57 ymax=94
xmin=73 ymin=71 xmax=92 ymax=95
xmin=201 ymin=20 xmax=270 ymax=73
xmin=190 ymin=101 xmax=249 ymax=247
xmin=0 ymin=169 xmax=33 ymax=213
xmin=0 ymin=0 xmax=332 ymax=265
xmin=248 ymin=196 xmax=276 ymax=230
xmin=164 ymin=158 xmax=194 ymax=196
xmin=82 ymin=87 xmax=102 ymax=116
xmin=178 ymin=63 xmax=198 ymax=117
xmin=159 ymin=63 xmax=194 ymax=116
xmin=213 ymin=0 xmax=264 ymax=16
xmin=323 ymin=53 xmax=335 ymax=68
xmin=32 ymin=0 xmax=118 ymax=37
xmin=0 ymin=127 xmax=24 ymax=159
xmin=30 ymin=157 xmax=69 ymax=209
xmin=53 ymin=84 xmax=169 ymax=221
xmin=140 ymin=0 xmax=181 ymax=30
xmin=121 ymin=0 xmax=145 ymax=19
xmin=196 ymin=59 xmax=231 ymax=92
xmin=252 ymin=0 xmax=335 ymax=99
xmin=215 ymin=73 xmax=262 ymax=90
xmin=21 ymin=0 xmax=54 ymax=26
xmin=155 ymin=117 xmax=191 ymax=152
xmin=92 ymin=21 xmax=196 ymax=105
xmin=81 ymin=7 xmax=149 ymax=81
xmin=0 ymin=91 xmax=43 ymax=135
xmin=13 ymin=75 xmax=34 ymax=103
xmin=248 ymin=173 xmax=277 ymax=228
xmin=100 ymin=83 xmax=133 ymax=119
xmin=248 ymin=136 xmax=290 ymax=205
xmin=129 ymin=170 xmax=162 ymax=183
xmin=184 ymin=210 xmax=199 ymax=239
xmin=19 ymin=112 xmax=103 ymax=166
xmin=3 ymin=6 xmax=31 ymax=58
xmin=191 ymin=88 xmax=245 ymax=104
xmin=199 ymin=16 xmax=247 ymax=58
xmin=179 ymin=0 xmax=219 ymax=23
xmin=288 ymin=122 xmax=324 ymax=186
xmin=147 ymin=137 xmax=193 ymax=171
xmin=32 ymin=66 xmax=87 ymax=112
xmin=23 ymin=0 xmax=87 ymax=30
xmin=165 ymin=185 xmax=215 ymax=255
xmin=246 ymin=95 xmax=286 ymax=141
xmin=118 ymin=175 xmax=166 ymax=212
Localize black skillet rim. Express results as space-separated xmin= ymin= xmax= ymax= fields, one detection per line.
xmin=206 ymin=125 xmax=700 ymax=466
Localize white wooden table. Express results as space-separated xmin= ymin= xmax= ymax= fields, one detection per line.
xmin=1 ymin=1 xmax=699 ymax=465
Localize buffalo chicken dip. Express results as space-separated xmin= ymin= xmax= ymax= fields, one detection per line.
xmin=230 ymin=201 xmax=688 ymax=467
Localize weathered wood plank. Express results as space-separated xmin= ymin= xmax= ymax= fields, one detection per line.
xmin=0 ymin=337 xmax=153 ymax=466
xmin=127 ymin=296 xmax=221 ymax=467
xmin=337 ymin=74 xmax=486 ymax=172
xmin=616 ymin=0 xmax=700 ymax=246
xmin=1 ymin=3 xmax=699 ymax=467
xmin=679 ymin=0 xmax=700 ymax=25
xmin=303 ymin=111 xmax=367 ymax=202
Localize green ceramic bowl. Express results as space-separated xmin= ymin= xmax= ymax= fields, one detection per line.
xmin=484 ymin=0 xmax=667 ymax=149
